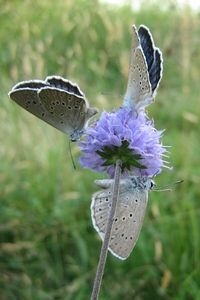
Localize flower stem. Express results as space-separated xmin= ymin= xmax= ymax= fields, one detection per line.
xmin=91 ymin=159 xmax=122 ymax=300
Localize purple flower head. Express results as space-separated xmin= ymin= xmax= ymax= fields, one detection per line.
xmin=79 ymin=107 xmax=168 ymax=178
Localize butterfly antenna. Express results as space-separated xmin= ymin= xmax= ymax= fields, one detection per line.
xmin=153 ymin=180 xmax=184 ymax=192
xmin=68 ymin=140 xmax=76 ymax=170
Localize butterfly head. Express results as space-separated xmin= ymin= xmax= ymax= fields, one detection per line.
xmin=129 ymin=176 xmax=155 ymax=191
xmin=70 ymin=129 xmax=84 ymax=142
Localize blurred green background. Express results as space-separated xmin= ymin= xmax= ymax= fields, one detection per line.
xmin=1 ymin=0 xmax=200 ymax=299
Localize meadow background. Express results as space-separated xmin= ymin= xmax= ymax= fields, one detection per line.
xmin=1 ymin=0 xmax=200 ymax=299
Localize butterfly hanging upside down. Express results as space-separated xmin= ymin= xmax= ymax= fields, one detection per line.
xmin=8 ymin=75 xmax=98 ymax=142
xmin=91 ymin=176 xmax=155 ymax=260
xmin=91 ymin=24 xmax=163 ymax=260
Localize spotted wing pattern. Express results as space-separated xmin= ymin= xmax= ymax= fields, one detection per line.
xmin=123 ymin=26 xmax=152 ymax=110
xmin=91 ymin=177 xmax=152 ymax=260
xmin=123 ymin=25 xmax=163 ymax=110
xmin=8 ymin=76 xmax=98 ymax=141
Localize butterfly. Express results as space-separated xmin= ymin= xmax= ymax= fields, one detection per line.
xmin=8 ymin=75 xmax=98 ymax=141
xmin=91 ymin=176 xmax=154 ymax=260
xmin=123 ymin=25 xmax=163 ymax=111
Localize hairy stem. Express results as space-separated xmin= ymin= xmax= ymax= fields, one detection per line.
xmin=91 ymin=160 xmax=122 ymax=300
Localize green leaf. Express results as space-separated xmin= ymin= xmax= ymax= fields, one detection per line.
xmin=96 ymin=140 xmax=146 ymax=172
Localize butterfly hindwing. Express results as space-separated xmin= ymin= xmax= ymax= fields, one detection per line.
xmin=91 ymin=177 xmax=151 ymax=260
xmin=91 ymin=189 xmax=113 ymax=240
xmin=38 ymin=87 xmax=87 ymax=138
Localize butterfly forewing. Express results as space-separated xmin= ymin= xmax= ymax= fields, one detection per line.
xmin=131 ymin=25 xmax=140 ymax=50
xmin=10 ymin=80 xmax=48 ymax=90
xmin=38 ymin=87 xmax=87 ymax=137
xmin=109 ymin=189 xmax=148 ymax=259
xmin=91 ymin=177 xmax=150 ymax=260
xmin=123 ymin=46 xmax=152 ymax=110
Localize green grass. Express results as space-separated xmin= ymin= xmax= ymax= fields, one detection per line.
xmin=1 ymin=0 xmax=200 ymax=299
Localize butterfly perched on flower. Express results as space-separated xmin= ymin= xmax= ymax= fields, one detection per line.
xmin=91 ymin=176 xmax=155 ymax=260
xmin=123 ymin=24 xmax=163 ymax=111
xmin=88 ymin=25 xmax=165 ymax=260
xmin=8 ymin=76 xmax=98 ymax=141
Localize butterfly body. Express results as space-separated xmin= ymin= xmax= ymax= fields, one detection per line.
xmin=91 ymin=176 xmax=154 ymax=260
xmin=8 ymin=75 xmax=98 ymax=141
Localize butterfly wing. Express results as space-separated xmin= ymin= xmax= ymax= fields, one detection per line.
xmin=38 ymin=87 xmax=89 ymax=140
xmin=8 ymin=80 xmax=48 ymax=118
xmin=9 ymin=76 xmax=98 ymax=141
xmin=123 ymin=25 xmax=152 ymax=110
xmin=45 ymin=75 xmax=85 ymax=97
xmin=138 ymin=25 xmax=155 ymax=73
xmin=9 ymin=80 xmax=48 ymax=90
xmin=8 ymin=80 xmax=63 ymax=129
xmin=94 ymin=179 xmax=114 ymax=189
xmin=91 ymin=188 xmax=112 ymax=241
xmin=138 ymin=26 xmax=163 ymax=94
xmin=148 ymin=48 xmax=163 ymax=94
xmin=40 ymin=76 xmax=98 ymax=140
xmin=109 ymin=188 xmax=148 ymax=260
xmin=91 ymin=180 xmax=149 ymax=260
xmin=46 ymin=75 xmax=98 ymax=119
